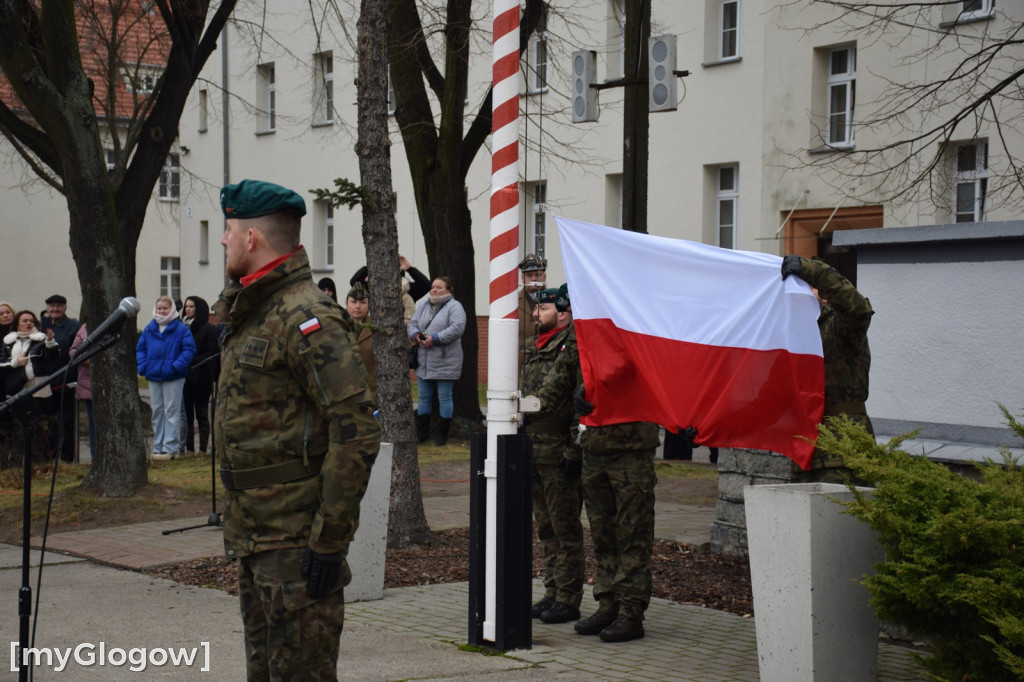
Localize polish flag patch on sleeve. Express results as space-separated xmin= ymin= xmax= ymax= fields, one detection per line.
xmin=299 ymin=317 xmax=322 ymax=336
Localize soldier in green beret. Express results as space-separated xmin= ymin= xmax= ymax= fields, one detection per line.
xmin=521 ymin=285 xmax=585 ymax=625
xmin=215 ymin=178 xmax=380 ymax=679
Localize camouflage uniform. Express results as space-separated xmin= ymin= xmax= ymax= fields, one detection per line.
xmin=521 ymin=322 xmax=583 ymax=609
xmin=791 ymin=257 xmax=874 ymax=482
xmin=214 ymin=246 xmax=380 ymax=681
xmin=578 ymin=421 xmax=660 ymax=620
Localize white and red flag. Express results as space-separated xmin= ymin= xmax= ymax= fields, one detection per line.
xmin=556 ymin=217 xmax=824 ymax=469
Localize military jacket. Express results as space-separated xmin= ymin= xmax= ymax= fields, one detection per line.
xmin=521 ymin=322 xmax=580 ymax=463
xmin=214 ymin=247 xmax=380 ymax=559
xmin=796 ymin=258 xmax=873 ymax=422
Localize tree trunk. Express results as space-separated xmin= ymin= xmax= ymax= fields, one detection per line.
xmin=358 ymin=0 xmax=433 ymax=546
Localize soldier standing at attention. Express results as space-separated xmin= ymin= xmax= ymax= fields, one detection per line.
xmin=782 ymin=255 xmax=873 ymax=482
xmin=572 ymin=388 xmax=660 ymax=642
xmin=215 ymin=179 xmax=380 ymax=680
xmin=521 ymin=285 xmax=585 ymax=624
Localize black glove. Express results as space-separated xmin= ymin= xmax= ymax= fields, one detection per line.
xmin=680 ymin=426 xmax=698 ymax=449
xmin=559 ymin=456 xmax=582 ymax=482
xmin=302 ymin=547 xmax=343 ymax=599
xmin=781 ymin=254 xmax=803 ymax=280
xmin=573 ymin=385 xmax=594 ymax=416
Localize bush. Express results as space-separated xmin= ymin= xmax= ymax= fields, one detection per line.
xmin=816 ymin=408 xmax=1024 ymax=681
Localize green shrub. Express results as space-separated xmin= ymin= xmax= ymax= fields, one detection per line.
xmin=816 ymin=408 xmax=1024 ymax=681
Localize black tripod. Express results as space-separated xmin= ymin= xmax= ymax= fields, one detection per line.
xmin=0 ymin=330 xmax=121 ymax=682
xmin=163 ymin=380 xmax=221 ymax=534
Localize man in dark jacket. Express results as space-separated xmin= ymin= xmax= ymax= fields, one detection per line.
xmin=40 ymin=294 xmax=80 ymax=462
xmin=216 ymin=179 xmax=380 ymax=679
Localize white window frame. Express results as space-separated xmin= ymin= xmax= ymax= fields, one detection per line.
xmin=324 ymin=203 xmax=335 ymax=267
xmin=528 ymin=30 xmax=548 ymax=94
xmin=953 ymin=140 xmax=988 ymax=223
xmin=314 ymin=52 xmax=334 ymax=124
xmin=529 ymin=182 xmax=547 ymax=258
xmin=258 ymin=63 xmax=276 ymax=133
xmin=826 ymin=46 xmax=856 ymax=148
xmin=612 ymin=0 xmax=626 ymax=78
xmin=960 ymin=0 xmax=994 ymax=21
xmin=719 ymin=0 xmax=741 ymax=61
xmin=158 ymin=153 xmax=180 ymax=201
xmin=716 ymin=165 xmax=738 ymax=249
xmin=124 ymin=67 xmax=161 ymax=95
xmin=160 ymin=257 xmax=181 ymax=301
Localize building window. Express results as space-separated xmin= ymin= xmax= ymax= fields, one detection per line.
xmin=160 ymin=257 xmax=181 ymax=300
xmin=314 ymin=52 xmax=334 ymax=124
xmin=960 ymin=0 xmax=994 ymax=21
xmin=158 ymin=153 xmax=180 ymax=200
xmin=199 ymin=220 xmax=209 ymax=264
xmin=953 ymin=141 xmax=988 ymax=223
xmin=198 ymin=88 xmax=208 ymax=133
xmin=387 ymin=68 xmax=396 ymax=116
xmin=124 ymin=68 xmax=161 ymax=95
xmin=324 ymin=203 xmax=335 ymax=267
xmin=719 ymin=0 xmax=740 ymax=60
xmin=826 ymin=46 xmax=856 ymax=148
xmin=716 ymin=165 xmax=738 ymax=249
xmin=527 ymin=182 xmax=547 ymax=258
xmin=257 ymin=63 xmax=276 ymax=133
xmin=527 ymin=8 xmax=548 ymax=93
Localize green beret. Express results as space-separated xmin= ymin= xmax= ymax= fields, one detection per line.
xmin=220 ymin=179 xmax=306 ymax=219
xmin=537 ymin=287 xmax=569 ymax=312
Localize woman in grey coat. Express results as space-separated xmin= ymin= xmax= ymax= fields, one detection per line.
xmin=407 ymin=276 xmax=466 ymax=445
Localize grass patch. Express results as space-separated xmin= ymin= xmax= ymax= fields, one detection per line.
xmin=0 ymin=463 xmax=92 ymax=515
xmin=147 ymin=455 xmax=226 ymax=496
xmin=655 ymin=460 xmax=719 ymax=480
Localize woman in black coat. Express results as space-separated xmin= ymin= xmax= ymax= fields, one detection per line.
xmin=3 ymin=310 xmax=59 ymax=407
xmin=182 ymin=296 xmax=220 ymax=453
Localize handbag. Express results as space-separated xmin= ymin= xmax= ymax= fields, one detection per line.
xmin=407 ymin=343 xmax=419 ymax=369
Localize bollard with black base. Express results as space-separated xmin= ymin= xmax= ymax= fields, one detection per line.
xmin=468 ymin=432 xmax=533 ymax=651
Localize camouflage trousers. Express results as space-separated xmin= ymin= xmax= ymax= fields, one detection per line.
xmin=532 ymin=461 xmax=584 ymax=607
xmin=581 ymin=448 xmax=656 ymax=620
xmin=238 ymin=548 xmax=346 ymax=682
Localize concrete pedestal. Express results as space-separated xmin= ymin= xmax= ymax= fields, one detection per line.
xmin=345 ymin=442 xmax=393 ymax=602
xmin=745 ymin=483 xmax=883 ymax=682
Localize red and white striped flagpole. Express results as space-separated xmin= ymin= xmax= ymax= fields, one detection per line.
xmin=484 ymin=0 xmax=520 ymax=643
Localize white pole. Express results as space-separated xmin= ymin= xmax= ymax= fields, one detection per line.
xmin=486 ymin=0 xmax=521 ymax=643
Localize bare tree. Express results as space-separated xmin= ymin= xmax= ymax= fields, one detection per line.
xmin=787 ymin=1 xmax=1024 ymax=213
xmin=0 ymin=1 xmax=236 ymax=495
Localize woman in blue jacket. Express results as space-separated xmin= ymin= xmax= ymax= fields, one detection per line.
xmin=136 ymin=296 xmax=196 ymax=460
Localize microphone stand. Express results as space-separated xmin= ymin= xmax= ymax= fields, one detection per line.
xmin=0 ymin=329 xmax=122 ymax=682
xmin=163 ymin=354 xmax=222 ymax=535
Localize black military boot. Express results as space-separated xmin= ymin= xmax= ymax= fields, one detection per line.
xmin=416 ymin=413 xmax=431 ymax=443
xmin=574 ymin=609 xmax=618 ymax=636
xmin=599 ymin=614 xmax=645 ymax=642
xmin=531 ymin=597 xmax=555 ymax=619
xmin=434 ymin=417 xmax=452 ymax=446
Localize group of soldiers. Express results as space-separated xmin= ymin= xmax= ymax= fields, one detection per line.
xmin=518 ymin=254 xmax=659 ymax=643
xmin=518 ymin=249 xmax=875 ymax=643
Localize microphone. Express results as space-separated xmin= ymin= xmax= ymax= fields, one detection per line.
xmin=73 ymin=296 xmax=141 ymax=357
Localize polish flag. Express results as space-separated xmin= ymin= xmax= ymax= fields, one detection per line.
xmin=556 ymin=217 xmax=824 ymax=470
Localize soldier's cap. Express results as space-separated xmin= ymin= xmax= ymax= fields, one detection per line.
xmin=45 ymin=294 xmax=67 ymax=305
xmin=537 ymin=286 xmax=569 ymax=312
xmin=220 ymin=179 xmax=307 ymax=219
xmin=518 ymin=253 xmax=547 ymax=272
xmin=346 ymin=283 xmax=368 ymax=301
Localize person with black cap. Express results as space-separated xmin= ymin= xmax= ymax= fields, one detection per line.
xmin=41 ymin=293 xmax=81 ymax=462
xmin=521 ymin=284 xmax=585 ymax=625
xmin=517 ymin=253 xmax=547 ymax=370
xmin=345 ymin=283 xmax=377 ymax=402
xmin=215 ymin=179 xmax=379 ymax=679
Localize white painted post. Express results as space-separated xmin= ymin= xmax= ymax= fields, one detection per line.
xmin=345 ymin=442 xmax=393 ymax=602
xmin=745 ymin=483 xmax=883 ymax=682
